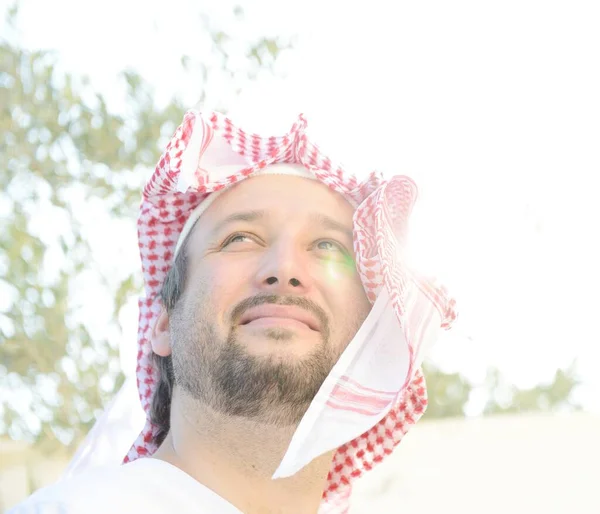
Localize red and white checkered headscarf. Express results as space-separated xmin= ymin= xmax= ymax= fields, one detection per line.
xmin=124 ymin=109 xmax=457 ymax=513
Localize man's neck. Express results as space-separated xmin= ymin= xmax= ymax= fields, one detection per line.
xmin=152 ymin=394 xmax=331 ymax=514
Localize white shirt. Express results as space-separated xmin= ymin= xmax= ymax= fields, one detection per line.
xmin=8 ymin=458 xmax=243 ymax=514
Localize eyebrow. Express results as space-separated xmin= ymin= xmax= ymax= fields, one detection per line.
xmin=211 ymin=209 xmax=353 ymax=241
xmin=308 ymin=212 xmax=354 ymax=242
xmin=211 ymin=209 xmax=266 ymax=237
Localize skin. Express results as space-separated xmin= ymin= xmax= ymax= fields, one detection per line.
xmin=151 ymin=174 xmax=372 ymax=514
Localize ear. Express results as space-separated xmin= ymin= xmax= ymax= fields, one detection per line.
xmin=151 ymin=307 xmax=172 ymax=357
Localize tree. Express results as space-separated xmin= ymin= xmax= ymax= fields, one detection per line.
xmin=0 ymin=2 xmax=292 ymax=455
xmin=422 ymin=362 xmax=473 ymax=419
xmin=482 ymin=362 xmax=581 ymax=415
xmin=422 ymin=360 xmax=582 ymax=420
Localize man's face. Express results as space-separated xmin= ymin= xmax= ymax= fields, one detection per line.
xmin=166 ymin=174 xmax=372 ymax=426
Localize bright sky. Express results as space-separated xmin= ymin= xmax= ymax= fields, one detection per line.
xmin=6 ymin=0 xmax=600 ymax=412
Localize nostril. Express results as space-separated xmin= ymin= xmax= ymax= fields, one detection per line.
xmin=266 ymin=277 xmax=278 ymax=285
xmin=289 ymin=278 xmax=300 ymax=287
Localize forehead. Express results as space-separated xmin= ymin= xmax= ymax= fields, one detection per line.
xmin=199 ymin=174 xmax=355 ymax=227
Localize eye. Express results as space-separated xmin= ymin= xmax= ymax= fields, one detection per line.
xmin=315 ymin=239 xmax=345 ymax=253
xmin=313 ymin=239 xmax=355 ymax=267
xmin=222 ymin=233 xmax=258 ymax=248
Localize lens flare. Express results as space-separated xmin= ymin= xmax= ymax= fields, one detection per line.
xmin=323 ymin=253 xmax=356 ymax=282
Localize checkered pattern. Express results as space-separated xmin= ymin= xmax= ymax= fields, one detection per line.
xmin=125 ymin=110 xmax=457 ymax=512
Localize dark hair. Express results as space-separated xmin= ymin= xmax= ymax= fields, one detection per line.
xmin=149 ymin=234 xmax=190 ymax=447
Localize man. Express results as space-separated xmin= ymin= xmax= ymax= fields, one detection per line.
xmin=11 ymin=110 xmax=456 ymax=513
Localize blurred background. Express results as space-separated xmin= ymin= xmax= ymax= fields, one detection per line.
xmin=1 ymin=0 xmax=599 ymax=512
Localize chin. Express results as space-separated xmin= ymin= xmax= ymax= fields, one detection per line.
xmin=241 ymin=331 xmax=321 ymax=360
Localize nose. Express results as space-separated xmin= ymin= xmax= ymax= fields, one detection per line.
xmin=254 ymin=239 xmax=313 ymax=294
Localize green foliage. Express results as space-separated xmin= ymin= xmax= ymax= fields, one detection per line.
xmin=0 ymin=30 xmax=162 ymax=451
xmin=423 ymin=361 xmax=582 ymax=420
xmin=0 ymin=3 xmax=291 ymax=454
xmin=422 ymin=363 xmax=472 ymax=419
xmin=482 ymin=362 xmax=581 ymax=415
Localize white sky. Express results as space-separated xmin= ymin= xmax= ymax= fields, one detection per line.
xmin=5 ymin=0 xmax=600 ymax=411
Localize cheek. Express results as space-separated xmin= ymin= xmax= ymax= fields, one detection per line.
xmin=345 ymin=278 xmax=372 ymax=321
xmin=321 ymin=269 xmax=371 ymax=338
xmin=187 ymin=259 xmax=255 ymax=320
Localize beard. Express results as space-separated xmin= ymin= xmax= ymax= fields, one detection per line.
xmin=170 ymin=294 xmax=341 ymax=427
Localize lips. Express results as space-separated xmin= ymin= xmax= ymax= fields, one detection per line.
xmin=238 ymin=305 xmax=320 ymax=332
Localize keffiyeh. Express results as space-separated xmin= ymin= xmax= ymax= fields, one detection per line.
xmin=78 ymin=109 xmax=457 ymax=513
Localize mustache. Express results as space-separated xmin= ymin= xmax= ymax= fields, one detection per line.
xmin=230 ymin=294 xmax=329 ymax=335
